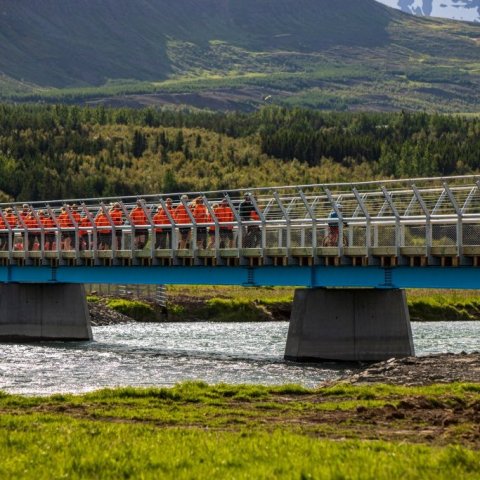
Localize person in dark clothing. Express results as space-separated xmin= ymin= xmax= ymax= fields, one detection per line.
xmin=239 ymin=192 xmax=260 ymax=248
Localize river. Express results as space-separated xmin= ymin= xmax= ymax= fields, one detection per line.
xmin=0 ymin=321 xmax=479 ymax=395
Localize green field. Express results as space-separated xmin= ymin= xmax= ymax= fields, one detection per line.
xmin=0 ymin=382 xmax=479 ymax=479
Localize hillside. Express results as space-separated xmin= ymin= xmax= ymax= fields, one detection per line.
xmin=1 ymin=105 xmax=480 ymax=202
xmin=0 ymin=0 xmax=480 ymax=111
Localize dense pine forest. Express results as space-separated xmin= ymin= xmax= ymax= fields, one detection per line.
xmin=1 ymin=105 xmax=480 ymax=202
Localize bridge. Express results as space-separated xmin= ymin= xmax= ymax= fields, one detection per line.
xmin=1 ymin=174 xmax=480 ymax=362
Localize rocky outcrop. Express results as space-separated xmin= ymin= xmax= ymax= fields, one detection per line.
xmin=346 ymin=352 xmax=480 ymax=385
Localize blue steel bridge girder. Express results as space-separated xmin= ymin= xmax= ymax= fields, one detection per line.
xmin=1 ymin=265 xmax=480 ymax=290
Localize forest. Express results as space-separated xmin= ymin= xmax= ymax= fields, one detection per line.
xmin=1 ymin=104 xmax=480 ymax=201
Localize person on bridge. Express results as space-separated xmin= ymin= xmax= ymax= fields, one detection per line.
xmin=239 ymin=192 xmax=255 ymax=247
xmin=174 ymin=195 xmax=191 ymax=249
xmin=78 ymin=214 xmax=92 ymax=250
xmin=217 ymin=198 xmax=235 ymax=248
xmin=24 ymin=210 xmax=40 ymax=251
xmin=324 ymin=203 xmax=344 ymax=247
xmin=0 ymin=210 xmax=10 ymax=251
xmin=95 ymin=208 xmax=111 ymax=250
xmin=109 ymin=202 xmax=124 ymax=250
xmin=240 ymin=193 xmax=261 ymax=248
xmin=0 ymin=208 xmax=16 ymax=251
xmin=41 ymin=211 xmax=57 ymax=250
xmin=193 ymin=197 xmax=208 ymax=249
xmin=57 ymin=206 xmax=73 ymax=250
xmin=19 ymin=204 xmax=30 ymax=222
xmin=153 ymin=198 xmax=173 ymax=249
xmin=130 ymin=200 xmax=149 ymax=250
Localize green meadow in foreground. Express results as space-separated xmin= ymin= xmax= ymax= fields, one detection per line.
xmin=0 ymin=382 xmax=478 ymax=479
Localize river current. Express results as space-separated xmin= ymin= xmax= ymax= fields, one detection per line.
xmin=1 ymin=321 xmax=479 ymax=395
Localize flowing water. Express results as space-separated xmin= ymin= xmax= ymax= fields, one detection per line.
xmin=0 ymin=321 xmax=479 ymax=395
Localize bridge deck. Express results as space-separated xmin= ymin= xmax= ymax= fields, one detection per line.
xmin=2 ymin=175 xmax=480 ymax=278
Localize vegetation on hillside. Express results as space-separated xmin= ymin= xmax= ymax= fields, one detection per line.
xmin=0 ymin=1 xmax=480 ymax=111
xmin=1 ymin=105 xmax=480 ymax=202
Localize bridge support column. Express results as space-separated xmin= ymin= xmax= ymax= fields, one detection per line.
xmin=0 ymin=284 xmax=92 ymax=341
xmin=285 ymin=288 xmax=414 ymax=362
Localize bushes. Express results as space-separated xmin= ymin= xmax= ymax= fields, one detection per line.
xmin=106 ymin=298 xmax=158 ymax=322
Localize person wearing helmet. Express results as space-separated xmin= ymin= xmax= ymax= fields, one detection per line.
xmin=325 ymin=203 xmax=344 ymax=247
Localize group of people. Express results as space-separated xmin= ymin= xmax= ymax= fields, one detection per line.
xmin=0 ymin=193 xmax=263 ymax=252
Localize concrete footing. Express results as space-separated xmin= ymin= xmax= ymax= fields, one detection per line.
xmin=0 ymin=283 xmax=92 ymax=341
xmin=285 ymin=288 xmax=414 ymax=362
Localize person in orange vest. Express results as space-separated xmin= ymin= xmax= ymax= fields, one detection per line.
xmin=1 ymin=207 xmax=16 ymax=251
xmin=41 ymin=211 xmax=57 ymax=251
xmin=24 ymin=210 xmax=40 ymax=251
xmin=217 ymin=198 xmax=235 ymax=248
xmin=193 ymin=197 xmax=208 ymax=249
xmin=57 ymin=206 xmax=73 ymax=250
xmin=19 ymin=204 xmax=30 ymax=222
xmin=95 ymin=208 xmax=111 ymax=250
xmin=153 ymin=198 xmax=173 ymax=249
xmin=0 ymin=209 xmax=9 ymax=251
xmin=174 ymin=195 xmax=191 ymax=249
xmin=130 ymin=199 xmax=149 ymax=250
xmin=109 ymin=202 xmax=124 ymax=250
xmin=78 ymin=214 xmax=92 ymax=250
xmin=69 ymin=204 xmax=82 ymax=250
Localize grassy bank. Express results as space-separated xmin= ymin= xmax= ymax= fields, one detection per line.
xmin=166 ymin=287 xmax=480 ymax=323
xmin=0 ymin=382 xmax=478 ymax=479
xmin=87 ymin=287 xmax=480 ymax=323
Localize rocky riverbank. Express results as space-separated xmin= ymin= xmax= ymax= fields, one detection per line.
xmin=343 ymin=352 xmax=480 ymax=386
xmin=88 ymin=300 xmax=134 ymax=326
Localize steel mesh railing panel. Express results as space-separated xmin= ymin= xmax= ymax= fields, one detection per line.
xmin=403 ymin=225 xmax=427 ymax=247
xmin=432 ymin=224 xmax=457 ymax=247
xmin=376 ymin=225 xmax=397 ymax=248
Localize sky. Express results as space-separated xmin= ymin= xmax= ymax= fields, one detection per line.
xmin=376 ymin=0 xmax=480 ymax=22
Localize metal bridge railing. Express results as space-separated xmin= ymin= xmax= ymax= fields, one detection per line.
xmin=1 ymin=174 xmax=480 ymax=266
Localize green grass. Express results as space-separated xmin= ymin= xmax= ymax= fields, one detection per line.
xmin=0 ymin=383 xmax=478 ymax=479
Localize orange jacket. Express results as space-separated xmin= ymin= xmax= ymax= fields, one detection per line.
xmin=24 ymin=214 xmax=39 ymax=230
xmin=110 ymin=208 xmax=123 ymax=226
xmin=79 ymin=217 xmax=92 ymax=236
xmin=57 ymin=212 xmax=72 ymax=229
xmin=217 ymin=205 xmax=234 ymax=229
xmin=42 ymin=216 xmax=56 ymax=233
xmin=130 ymin=207 xmax=148 ymax=227
xmin=0 ymin=217 xmax=5 ymax=230
xmin=174 ymin=204 xmax=190 ymax=225
xmin=153 ymin=207 xmax=173 ymax=233
xmin=71 ymin=211 xmax=81 ymax=225
xmin=95 ymin=213 xmax=110 ymax=234
xmin=5 ymin=213 xmax=16 ymax=228
xmin=193 ymin=204 xmax=208 ymax=225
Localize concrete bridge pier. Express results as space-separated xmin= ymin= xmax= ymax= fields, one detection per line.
xmin=285 ymin=288 xmax=414 ymax=362
xmin=0 ymin=284 xmax=92 ymax=341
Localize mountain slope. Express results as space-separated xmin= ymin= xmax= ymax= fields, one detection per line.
xmin=0 ymin=0 xmax=393 ymax=87
xmin=0 ymin=0 xmax=480 ymax=112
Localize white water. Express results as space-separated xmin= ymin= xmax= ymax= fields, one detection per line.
xmin=0 ymin=321 xmax=478 ymax=395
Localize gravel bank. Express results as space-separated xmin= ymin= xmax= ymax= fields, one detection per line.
xmin=345 ymin=353 xmax=480 ymax=386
